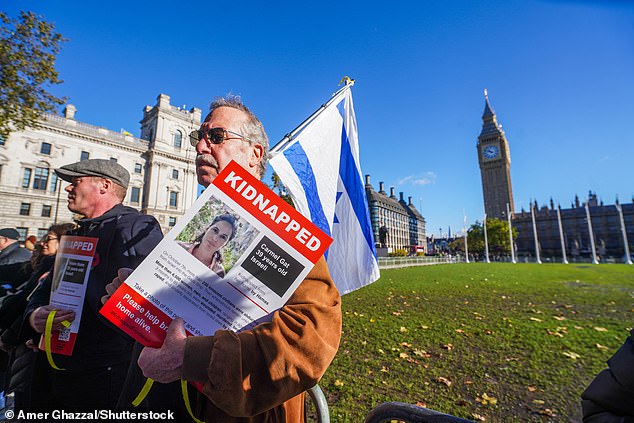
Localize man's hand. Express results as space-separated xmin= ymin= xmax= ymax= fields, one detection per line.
xmin=101 ymin=267 xmax=134 ymax=305
xmin=29 ymin=305 xmax=75 ymax=333
xmin=138 ymin=318 xmax=187 ymax=383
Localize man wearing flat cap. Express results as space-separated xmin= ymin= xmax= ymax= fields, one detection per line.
xmin=0 ymin=228 xmax=31 ymax=268
xmin=24 ymin=159 xmax=163 ymax=411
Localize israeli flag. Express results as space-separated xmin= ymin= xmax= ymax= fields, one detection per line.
xmin=269 ymin=88 xmax=380 ymax=294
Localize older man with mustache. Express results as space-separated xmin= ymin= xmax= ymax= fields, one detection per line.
xmin=113 ymin=96 xmax=342 ymax=423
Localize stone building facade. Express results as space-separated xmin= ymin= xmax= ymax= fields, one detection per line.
xmin=513 ymin=192 xmax=634 ymax=260
xmin=0 ymin=94 xmax=201 ymax=239
xmin=364 ymin=175 xmax=426 ymax=255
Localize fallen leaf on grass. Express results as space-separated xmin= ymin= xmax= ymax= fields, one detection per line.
xmin=529 ymin=317 xmax=543 ymax=322
xmin=562 ymin=351 xmax=581 ymax=360
xmin=594 ymin=327 xmax=608 ymax=332
xmin=435 ymin=376 xmax=452 ymax=387
xmin=380 ymin=366 xmax=389 ymax=373
xmin=596 ymin=344 xmax=609 ymax=350
xmin=527 ymin=386 xmax=537 ymax=392
xmin=420 ymin=325 xmax=430 ymax=330
xmin=334 ymin=380 xmax=344 ymax=387
xmin=553 ymin=316 xmax=566 ymax=321
xmin=392 ymin=311 xmax=402 ymax=316
xmin=415 ymin=401 xmax=427 ymax=408
xmin=472 ymin=413 xmax=486 ymax=421
xmin=400 ymin=326 xmax=408 ymax=333
xmin=442 ymin=343 xmax=454 ymax=351
xmin=533 ymin=400 xmax=545 ymax=405
xmin=399 ymin=352 xmax=410 ymax=359
xmin=539 ymin=409 xmax=555 ymax=417
xmin=476 ymin=393 xmax=498 ymax=406
xmin=413 ymin=349 xmax=429 ymax=357
xmin=400 ymin=342 xmax=412 ymax=348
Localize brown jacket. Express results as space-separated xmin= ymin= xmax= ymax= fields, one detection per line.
xmin=182 ymin=257 xmax=342 ymax=422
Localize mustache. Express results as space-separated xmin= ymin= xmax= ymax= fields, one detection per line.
xmin=196 ymin=154 xmax=218 ymax=169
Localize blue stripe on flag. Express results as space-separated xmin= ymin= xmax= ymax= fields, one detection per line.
xmin=337 ymin=103 xmax=377 ymax=258
xmin=282 ymin=143 xmax=332 ymax=239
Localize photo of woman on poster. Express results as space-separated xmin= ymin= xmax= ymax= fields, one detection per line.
xmin=178 ymin=214 xmax=237 ymax=278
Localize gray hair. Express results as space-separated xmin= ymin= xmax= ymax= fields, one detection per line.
xmin=207 ymin=95 xmax=269 ymax=178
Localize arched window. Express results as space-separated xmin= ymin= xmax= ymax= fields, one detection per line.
xmin=173 ymin=130 xmax=182 ymax=148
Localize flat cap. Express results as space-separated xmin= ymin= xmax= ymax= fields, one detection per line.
xmin=0 ymin=228 xmax=20 ymax=240
xmin=55 ymin=159 xmax=130 ymax=189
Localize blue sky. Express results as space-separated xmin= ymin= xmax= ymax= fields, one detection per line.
xmin=6 ymin=0 xmax=634 ymax=237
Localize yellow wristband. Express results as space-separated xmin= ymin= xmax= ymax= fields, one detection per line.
xmin=132 ymin=377 xmax=154 ymax=407
xmin=181 ymin=379 xmax=204 ymax=423
xmin=44 ymin=310 xmax=65 ymax=371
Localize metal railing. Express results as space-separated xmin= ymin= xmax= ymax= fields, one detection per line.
xmin=378 ymin=255 xmax=463 ymax=269
xmin=364 ymin=402 xmax=473 ymax=423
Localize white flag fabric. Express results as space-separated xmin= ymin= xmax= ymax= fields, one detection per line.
xmin=269 ymin=88 xmax=380 ymax=295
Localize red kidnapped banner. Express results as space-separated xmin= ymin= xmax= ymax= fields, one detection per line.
xmin=216 ymin=161 xmax=330 ymax=263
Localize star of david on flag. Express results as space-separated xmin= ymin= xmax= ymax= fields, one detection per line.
xmin=269 ymin=83 xmax=380 ymax=295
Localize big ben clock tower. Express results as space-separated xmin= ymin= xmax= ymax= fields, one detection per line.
xmin=477 ymin=89 xmax=514 ymax=219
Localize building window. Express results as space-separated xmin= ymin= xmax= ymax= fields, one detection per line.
xmin=16 ymin=227 xmax=27 ymax=241
xmin=32 ymin=167 xmax=49 ymax=190
xmin=110 ymin=157 xmax=118 ymax=163
xmin=40 ymin=142 xmax=52 ymax=155
xmin=168 ymin=217 xmax=177 ymax=227
xmin=172 ymin=169 xmax=179 ymax=179
xmin=41 ymin=205 xmax=52 ymax=217
xmin=22 ymin=168 xmax=32 ymax=188
xmin=134 ymin=163 xmax=142 ymax=174
xmin=49 ymin=173 xmax=59 ymax=192
xmin=130 ymin=187 xmax=141 ymax=204
xmin=19 ymin=203 xmax=31 ymax=216
xmin=80 ymin=151 xmax=90 ymax=161
xmin=169 ymin=191 xmax=178 ymax=208
xmin=37 ymin=228 xmax=48 ymax=239
xmin=0 ymin=134 xmax=5 ymax=145
xmin=173 ymin=130 xmax=182 ymax=148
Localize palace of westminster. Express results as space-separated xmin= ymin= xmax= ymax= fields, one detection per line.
xmin=1 ymin=93 xmax=631 ymax=259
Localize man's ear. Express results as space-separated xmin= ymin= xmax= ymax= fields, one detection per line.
xmin=249 ymin=143 xmax=264 ymax=170
xmin=99 ymin=178 xmax=112 ymax=194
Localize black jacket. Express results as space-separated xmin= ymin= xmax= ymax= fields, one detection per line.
xmin=25 ymin=203 xmax=163 ymax=371
xmin=581 ymin=329 xmax=634 ymax=422
xmin=0 ymin=243 xmax=32 ymax=279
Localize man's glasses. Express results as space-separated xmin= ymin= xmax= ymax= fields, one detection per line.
xmin=43 ymin=236 xmax=58 ymax=243
xmin=189 ymin=127 xmax=251 ymax=147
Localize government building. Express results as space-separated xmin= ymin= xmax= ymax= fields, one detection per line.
xmin=0 ymin=94 xmax=201 ymax=239
xmin=364 ymin=175 xmax=427 ymax=255
xmin=477 ymin=92 xmax=633 ymax=261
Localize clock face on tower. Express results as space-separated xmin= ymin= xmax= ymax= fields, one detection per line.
xmin=482 ymin=145 xmax=499 ymax=159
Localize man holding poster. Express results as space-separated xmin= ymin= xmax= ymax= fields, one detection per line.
xmin=114 ymin=97 xmax=342 ymax=422
xmin=24 ymin=159 xmax=163 ymax=410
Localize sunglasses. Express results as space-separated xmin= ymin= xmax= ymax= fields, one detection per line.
xmin=189 ymin=127 xmax=252 ymax=147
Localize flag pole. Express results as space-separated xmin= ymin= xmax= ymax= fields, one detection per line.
xmin=556 ymin=204 xmax=568 ymax=264
xmin=585 ymin=202 xmax=599 ymax=264
xmin=531 ymin=201 xmax=542 ymax=264
xmin=616 ymin=202 xmax=632 ymax=265
xmin=463 ymin=210 xmax=469 ymax=263
xmin=506 ymin=203 xmax=516 ymax=263
xmin=270 ymin=78 xmax=355 ymax=156
xmin=483 ymin=212 xmax=490 ymax=263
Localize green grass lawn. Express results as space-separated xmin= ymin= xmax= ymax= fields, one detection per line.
xmin=312 ymin=263 xmax=634 ymax=422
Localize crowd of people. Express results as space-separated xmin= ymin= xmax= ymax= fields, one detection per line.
xmin=0 ymin=96 xmax=342 ymax=423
